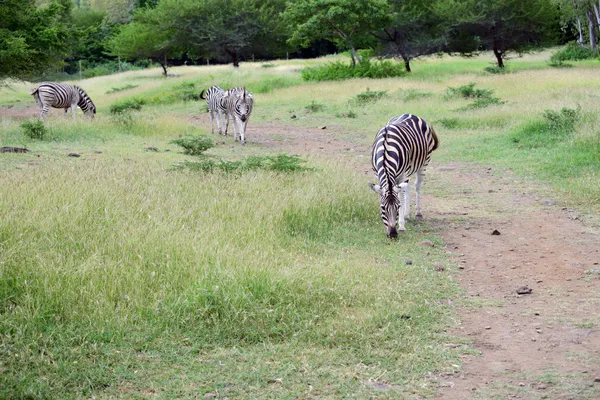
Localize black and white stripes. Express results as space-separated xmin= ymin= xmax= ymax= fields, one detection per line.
xmin=30 ymin=82 xmax=96 ymax=120
xmin=369 ymin=114 xmax=439 ymax=238
xmin=224 ymin=87 xmax=253 ymax=144
xmin=200 ymin=85 xmax=229 ymax=135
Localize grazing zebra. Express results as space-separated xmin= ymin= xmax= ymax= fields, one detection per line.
xmin=30 ymin=82 xmax=96 ymax=120
xmin=224 ymin=87 xmax=253 ymax=144
xmin=200 ymin=85 xmax=229 ymax=135
xmin=369 ymin=114 xmax=439 ymax=238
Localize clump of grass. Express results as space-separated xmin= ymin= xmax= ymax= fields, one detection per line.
xmin=305 ymin=100 xmax=325 ymax=112
xmin=446 ymin=82 xmax=504 ymax=110
xmin=173 ymin=81 xmax=202 ymax=102
xmin=301 ymin=58 xmax=406 ymax=81
xmin=484 ymin=66 xmax=509 ymax=74
xmin=436 ymin=117 xmax=460 ymax=129
xmin=250 ymin=76 xmax=302 ymax=93
xmin=20 ymin=120 xmax=48 ymax=140
xmin=400 ymin=89 xmax=433 ymax=101
xmin=548 ymin=60 xmax=574 ymax=68
xmin=175 ymin=154 xmax=310 ymax=173
xmin=170 ymin=135 xmax=215 ymax=156
xmin=261 ymin=62 xmax=276 ymax=68
xmin=511 ymin=106 xmax=581 ymax=149
xmin=109 ymin=98 xmax=146 ymax=114
xmin=105 ymin=84 xmax=139 ymax=94
xmin=352 ymin=87 xmax=387 ymax=105
xmin=550 ymin=42 xmax=598 ymax=63
xmin=336 ymin=110 xmax=357 ymax=118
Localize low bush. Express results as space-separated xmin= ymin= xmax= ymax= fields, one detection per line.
xmin=173 ymin=82 xmax=202 ymax=102
xmin=446 ymin=82 xmax=505 ymax=110
xmin=550 ymin=42 xmax=597 ymax=63
xmin=336 ymin=110 xmax=357 ymax=118
xmin=175 ymin=154 xmax=310 ymax=173
xmin=170 ymin=135 xmax=215 ymax=156
xmin=301 ymin=58 xmax=406 ymax=81
xmin=352 ymin=87 xmax=387 ymax=105
xmin=400 ymin=89 xmax=433 ymax=101
xmin=436 ymin=118 xmax=460 ymax=129
xmin=484 ymin=66 xmax=509 ymax=74
xmin=109 ymin=98 xmax=146 ymax=114
xmin=20 ymin=121 xmax=48 ymax=140
xmin=511 ymin=106 xmax=581 ymax=148
xmin=305 ymin=101 xmax=325 ymax=112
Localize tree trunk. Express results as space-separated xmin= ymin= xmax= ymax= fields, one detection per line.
xmin=492 ymin=40 xmax=504 ymax=68
xmin=586 ymin=8 xmax=598 ymax=51
xmin=350 ymin=46 xmax=361 ymax=65
xmin=399 ymin=50 xmax=411 ymax=72
xmin=577 ymin=16 xmax=585 ymax=46
xmin=158 ymin=59 xmax=168 ymax=76
xmin=226 ymin=49 xmax=240 ymax=68
xmin=350 ymin=52 xmax=356 ymax=67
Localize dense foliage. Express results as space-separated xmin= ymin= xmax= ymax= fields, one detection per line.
xmin=1 ymin=0 xmax=599 ymax=82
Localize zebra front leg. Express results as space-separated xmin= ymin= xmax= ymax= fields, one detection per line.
xmin=239 ymin=119 xmax=247 ymax=145
xmin=209 ymin=109 xmax=215 ymax=134
xmin=415 ymin=169 xmax=425 ymax=220
xmin=217 ymin=110 xmax=225 ymax=135
xmin=397 ymin=181 xmax=408 ymax=232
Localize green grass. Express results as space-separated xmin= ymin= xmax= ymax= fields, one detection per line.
xmin=1 ymin=50 xmax=600 ymax=398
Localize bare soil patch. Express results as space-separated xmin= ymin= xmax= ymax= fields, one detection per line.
xmin=236 ymin=119 xmax=600 ymax=399
xmin=0 ymin=105 xmax=38 ymax=119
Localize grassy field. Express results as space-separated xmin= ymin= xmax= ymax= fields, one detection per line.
xmin=1 ymin=49 xmax=599 ymax=399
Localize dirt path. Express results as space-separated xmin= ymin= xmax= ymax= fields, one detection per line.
xmin=243 ymin=120 xmax=600 ymax=399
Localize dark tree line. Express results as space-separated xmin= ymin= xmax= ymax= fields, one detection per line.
xmin=0 ymin=0 xmax=595 ymax=82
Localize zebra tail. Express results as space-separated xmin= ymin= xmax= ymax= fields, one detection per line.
xmin=199 ymin=89 xmax=206 ymax=100
xmin=430 ymin=126 xmax=439 ymax=152
xmin=30 ymin=87 xmax=42 ymax=107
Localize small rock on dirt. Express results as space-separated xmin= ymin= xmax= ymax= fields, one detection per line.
xmin=93 ymin=150 xmax=103 ymax=154
xmin=405 ymin=260 xmax=413 ymax=265
xmin=516 ymin=285 xmax=533 ymax=295
xmin=586 ymin=268 xmax=600 ymax=275
xmin=320 ymin=126 xmax=327 ymax=129
xmin=290 ymin=114 xmax=296 ymax=119
xmin=594 ymin=376 xmax=600 ymax=383
xmin=435 ymin=264 xmax=446 ymax=271
xmin=541 ymin=199 xmax=557 ymax=206
xmin=419 ymin=240 xmax=435 ymax=247
xmin=68 ymin=153 xmax=81 ymax=158
xmin=491 ymin=229 xmax=501 ymax=235
xmin=203 ymin=394 xmax=217 ymax=399
xmin=145 ymin=146 xmax=159 ymax=152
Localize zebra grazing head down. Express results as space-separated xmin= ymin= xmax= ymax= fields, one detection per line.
xmin=224 ymin=87 xmax=253 ymax=144
xmin=369 ymin=114 xmax=439 ymax=238
xmin=30 ymin=82 xmax=96 ymax=120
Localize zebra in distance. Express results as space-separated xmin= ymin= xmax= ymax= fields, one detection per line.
xmin=224 ymin=87 xmax=253 ymax=145
xmin=30 ymin=82 xmax=96 ymax=120
xmin=200 ymin=85 xmax=229 ymax=135
xmin=369 ymin=114 xmax=439 ymax=238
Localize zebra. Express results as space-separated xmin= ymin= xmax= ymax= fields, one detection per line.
xmin=30 ymin=82 xmax=96 ymax=120
xmin=369 ymin=114 xmax=439 ymax=238
xmin=200 ymin=85 xmax=229 ymax=135
xmin=223 ymin=87 xmax=253 ymax=145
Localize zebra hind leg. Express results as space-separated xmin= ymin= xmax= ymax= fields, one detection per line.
xmin=403 ymin=178 xmax=411 ymax=220
xmin=414 ymin=169 xmax=425 ymax=220
xmin=40 ymin=106 xmax=50 ymax=120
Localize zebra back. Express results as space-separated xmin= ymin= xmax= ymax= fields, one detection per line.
xmin=201 ymin=85 xmax=228 ymax=113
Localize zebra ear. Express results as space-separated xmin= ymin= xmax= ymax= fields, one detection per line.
xmin=368 ymin=183 xmax=382 ymax=195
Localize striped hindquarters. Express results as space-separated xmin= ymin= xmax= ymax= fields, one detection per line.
xmin=200 ymin=85 xmax=228 ymax=114
xmin=371 ymin=114 xmax=437 ymax=186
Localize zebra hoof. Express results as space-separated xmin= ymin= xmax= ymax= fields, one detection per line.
xmin=241 ymin=140 xmax=246 ymax=145
xmin=415 ymin=214 xmax=424 ymax=221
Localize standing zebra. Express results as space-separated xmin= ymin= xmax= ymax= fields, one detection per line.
xmin=224 ymin=87 xmax=253 ymax=145
xmin=30 ymin=82 xmax=96 ymax=120
xmin=200 ymin=85 xmax=229 ymax=135
xmin=369 ymin=114 xmax=439 ymax=238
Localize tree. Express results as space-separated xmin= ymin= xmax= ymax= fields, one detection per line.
xmin=284 ymin=0 xmax=393 ymax=66
xmin=556 ymin=0 xmax=600 ymax=51
xmin=108 ymin=13 xmax=181 ymax=75
xmin=375 ymin=0 xmax=449 ymax=72
xmin=0 ymin=0 xmax=71 ymax=83
xmin=449 ymin=0 xmax=559 ymax=68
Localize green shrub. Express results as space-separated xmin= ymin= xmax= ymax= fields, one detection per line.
xmin=301 ymin=58 xmax=406 ymax=81
xmin=170 ymin=135 xmax=215 ymax=156
xmin=336 ymin=110 xmax=357 ymax=118
xmin=352 ymin=87 xmax=387 ymax=105
xmin=436 ymin=118 xmax=460 ymax=129
xmin=261 ymin=63 xmax=276 ymax=68
xmin=175 ymin=154 xmax=310 ymax=173
xmin=511 ymin=106 xmax=580 ymax=148
xmin=250 ymin=77 xmax=302 ymax=93
xmin=484 ymin=66 xmax=509 ymax=74
xmin=446 ymin=82 xmax=505 ymax=110
xmin=20 ymin=120 xmax=48 ymax=140
xmin=105 ymin=84 xmax=139 ymax=94
xmin=550 ymin=42 xmax=597 ymax=63
xmin=305 ymin=101 xmax=325 ymax=112
xmin=109 ymin=98 xmax=146 ymax=114
xmin=173 ymin=82 xmax=202 ymax=102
